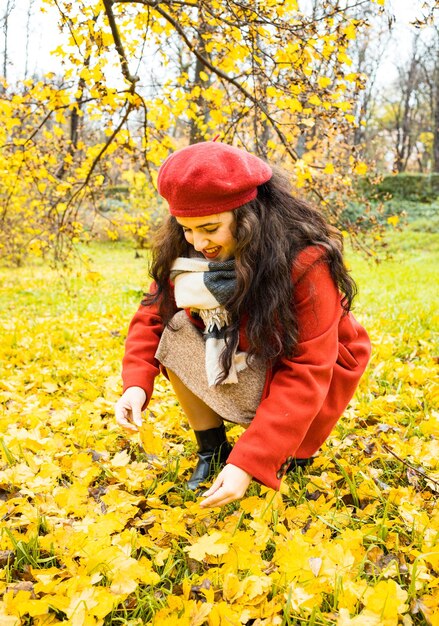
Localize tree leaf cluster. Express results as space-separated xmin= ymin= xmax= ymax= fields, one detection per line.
xmin=0 ymin=0 xmax=384 ymax=266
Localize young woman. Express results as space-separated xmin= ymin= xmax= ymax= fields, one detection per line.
xmin=115 ymin=141 xmax=371 ymax=508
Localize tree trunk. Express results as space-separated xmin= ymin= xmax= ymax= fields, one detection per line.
xmin=24 ymin=0 xmax=35 ymax=79
xmin=189 ymin=8 xmax=211 ymax=145
xmin=433 ymin=100 xmax=439 ymax=173
xmin=433 ymin=44 xmax=439 ymax=173
xmin=189 ymin=50 xmax=209 ymax=145
xmin=56 ymin=59 xmax=89 ymax=179
xmin=393 ymin=40 xmax=419 ymax=172
xmin=2 ymin=0 xmax=15 ymax=83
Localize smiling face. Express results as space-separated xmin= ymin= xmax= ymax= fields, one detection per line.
xmin=176 ymin=211 xmax=237 ymax=261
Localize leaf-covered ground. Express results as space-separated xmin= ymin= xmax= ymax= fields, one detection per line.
xmin=0 ymin=228 xmax=438 ymax=626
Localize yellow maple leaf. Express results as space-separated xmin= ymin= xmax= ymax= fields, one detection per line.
xmin=139 ymin=422 xmax=164 ymax=455
xmin=111 ymin=449 xmax=131 ymax=467
xmin=188 ymin=600 xmax=213 ymax=626
xmin=222 ymin=573 xmax=243 ymax=602
xmin=109 ymin=554 xmax=159 ymax=594
xmin=284 ymin=583 xmax=321 ymax=611
xmin=208 ymin=601 xmax=243 ymax=626
xmin=363 ymin=580 xmax=408 ymax=625
xmin=185 ymin=531 xmax=230 ymax=561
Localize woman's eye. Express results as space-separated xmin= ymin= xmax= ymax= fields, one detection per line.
xmin=181 ymin=226 xmax=217 ymax=234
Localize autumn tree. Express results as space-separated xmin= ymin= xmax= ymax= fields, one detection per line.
xmin=353 ymin=0 xmax=439 ymax=173
xmin=419 ymin=26 xmax=439 ymax=173
xmin=0 ymin=0 xmax=384 ymax=266
xmin=367 ymin=27 xmax=438 ymax=173
xmin=1 ymin=0 xmax=15 ymax=83
xmin=346 ymin=7 xmax=391 ymax=150
xmin=391 ymin=35 xmax=424 ymax=173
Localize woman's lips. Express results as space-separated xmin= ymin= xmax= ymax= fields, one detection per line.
xmin=202 ymin=246 xmax=221 ymax=259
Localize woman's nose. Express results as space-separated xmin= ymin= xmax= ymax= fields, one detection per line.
xmin=193 ymin=232 xmax=209 ymax=251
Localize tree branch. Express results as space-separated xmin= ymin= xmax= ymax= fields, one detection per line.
xmin=382 ymin=443 xmax=439 ymax=490
xmin=151 ymin=3 xmax=298 ymax=160
xmin=102 ymin=0 xmax=139 ymax=87
xmin=53 ymin=0 xmax=87 ymax=62
xmin=58 ymin=99 xmax=134 ymax=225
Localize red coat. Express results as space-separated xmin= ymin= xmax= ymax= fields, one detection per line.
xmin=122 ymin=246 xmax=371 ymax=490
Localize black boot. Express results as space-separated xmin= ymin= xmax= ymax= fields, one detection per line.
xmin=287 ymin=457 xmax=313 ymax=472
xmin=187 ymin=423 xmax=232 ymax=491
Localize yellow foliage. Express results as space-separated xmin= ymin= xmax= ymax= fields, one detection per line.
xmin=324 ymin=162 xmax=335 ymax=174
xmin=387 ymin=215 xmax=399 ymax=227
xmin=0 ymin=241 xmax=437 ymax=623
xmin=318 ymin=76 xmax=332 ymax=88
xmin=354 ymin=161 xmax=368 ymax=175
xmin=0 ymin=0 xmax=381 ymax=264
xmin=1 ymin=1 xmax=431 ymax=622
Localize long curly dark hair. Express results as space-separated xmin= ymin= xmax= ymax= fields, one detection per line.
xmin=144 ymin=168 xmax=357 ymax=381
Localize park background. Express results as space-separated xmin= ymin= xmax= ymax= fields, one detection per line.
xmin=0 ymin=1 xmax=438 ymax=624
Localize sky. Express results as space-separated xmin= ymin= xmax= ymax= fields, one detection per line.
xmin=4 ymin=2 xmax=64 ymax=80
xmin=1 ymin=0 xmax=435 ymax=83
xmin=374 ymin=0 xmax=433 ymax=85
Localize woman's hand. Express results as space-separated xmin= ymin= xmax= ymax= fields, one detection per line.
xmin=200 ymin=464 xmax=252 ymax=508
xmin=115 ymin=386 xmax=146 ymax=433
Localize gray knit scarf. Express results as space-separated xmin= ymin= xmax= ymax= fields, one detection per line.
xmin=170 ymin=257 xmax=247 ymax=386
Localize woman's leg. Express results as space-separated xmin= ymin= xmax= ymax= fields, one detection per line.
xmin=167 ymin=369 xmax=223 ymax=430
xmin=167 ymin=369 xmax=231 ymax=490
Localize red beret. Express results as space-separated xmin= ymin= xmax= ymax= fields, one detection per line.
xmin=157 ymin=141 xmax=273 ymax=217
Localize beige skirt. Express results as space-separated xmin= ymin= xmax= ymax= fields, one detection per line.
xmin=155 ymin=311 xmax=267 ymax=426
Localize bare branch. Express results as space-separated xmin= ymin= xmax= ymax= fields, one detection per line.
xmin=102 ymin=0 xmax=139 ymax=87
xmin=382 ymin=443 xmax=439 ymax=489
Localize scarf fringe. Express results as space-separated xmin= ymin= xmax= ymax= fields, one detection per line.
xmin=197 ymin=307 xmax=230 ymax=332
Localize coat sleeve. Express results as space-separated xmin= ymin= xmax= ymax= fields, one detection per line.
xmin=121 ymin=283 xmax=165 ymax=404
xmin=226 ymin=249 xmax=342 ymax=490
